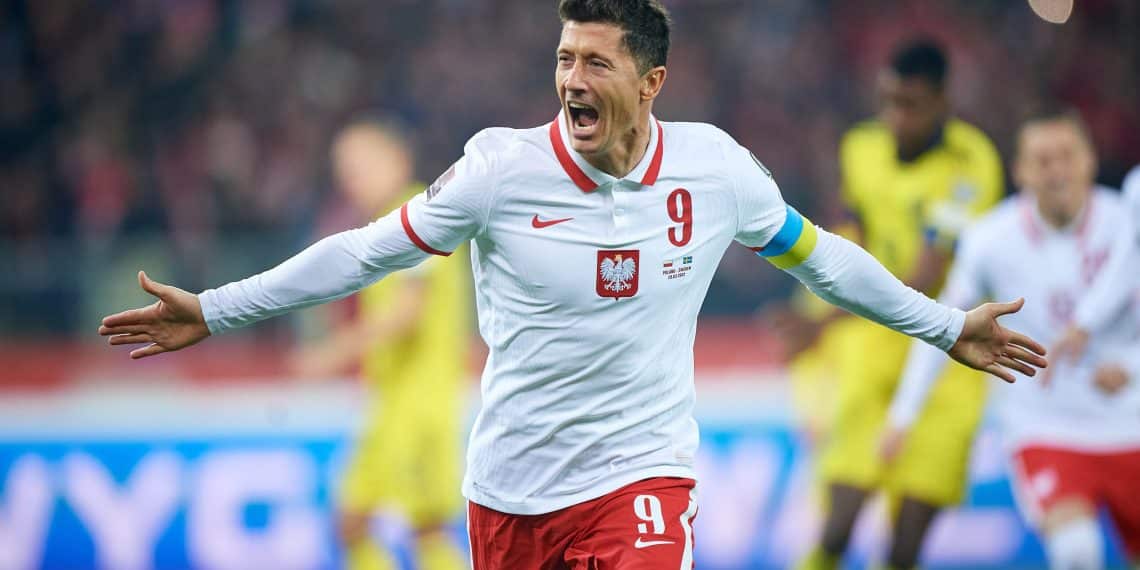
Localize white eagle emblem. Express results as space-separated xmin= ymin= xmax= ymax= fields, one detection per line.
xmin=600 ymin=254 xmax=637 ymax=292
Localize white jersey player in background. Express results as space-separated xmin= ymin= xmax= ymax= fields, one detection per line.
xmin=883 ymin=110 xmax=1140 ymax=570
xmin=1049 ymin=165 xmax=1140 ymax=370
xmin=98 ymin=1 xmax=1046 ymax=568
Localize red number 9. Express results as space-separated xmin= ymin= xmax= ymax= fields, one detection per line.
xmin=667 ymin=188 xmax=693 ymax=247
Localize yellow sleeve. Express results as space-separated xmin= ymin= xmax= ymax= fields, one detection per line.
xmin=970 ymin=131 xmax=1005 ymax=214
xmin=926 ymin=125 xmax=1005 ymax=250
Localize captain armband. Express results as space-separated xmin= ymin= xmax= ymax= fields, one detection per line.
xmin=752 ymin=206 xmax=819 ymax=269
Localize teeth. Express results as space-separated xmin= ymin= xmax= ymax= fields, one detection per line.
xmin=568 ymin=102 xmax=593 ymax=110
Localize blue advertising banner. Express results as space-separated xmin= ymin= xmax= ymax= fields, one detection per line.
xmin=0 ymin=385 xmax=1130 ymax=569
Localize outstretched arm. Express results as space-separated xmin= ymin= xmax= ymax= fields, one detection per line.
xmin=100 ymin=137 xmax=496 ymax=359
xmin=729 ymin=139 xmax=1044 ymax=378
xmin=755 ymin=206 xmax=1045 ymax=377
xmin=99 ymin=208 xmax=431 ymax=359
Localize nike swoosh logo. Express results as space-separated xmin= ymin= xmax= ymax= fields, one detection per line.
xmin=633 ymin=538 xmax=675 ymax=549
xmin=532 ymin=215 xmax=574 ymax=229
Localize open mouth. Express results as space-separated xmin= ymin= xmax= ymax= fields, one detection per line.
xmin=567 ymin=101 xmax=600 ymax=134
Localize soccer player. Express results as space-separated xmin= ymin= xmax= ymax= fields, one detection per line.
xmin=793 ymin=40 xmax=1005 ymax=570
xmin=288 ymin=120 xmax=470 ymax=570
xmin=885 ymin=110 xmax=1140 ymax=569
xmin=1048 ymin=164 xmax=1140 ymax=368
xmin=99 ymin=2 xmax=1046 ymax=567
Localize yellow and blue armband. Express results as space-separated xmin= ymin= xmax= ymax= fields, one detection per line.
xmin=754 ymin=206 xmax=818 ymax=269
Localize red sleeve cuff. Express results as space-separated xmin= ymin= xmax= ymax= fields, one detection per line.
xmin=400 ymin=203 xmax=452 ymax=257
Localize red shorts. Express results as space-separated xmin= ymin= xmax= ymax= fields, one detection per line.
xmin=467 ymin=477 xmax=698 ymax=570
xmin=1012 ymin=445 xmax=1140 ymax=556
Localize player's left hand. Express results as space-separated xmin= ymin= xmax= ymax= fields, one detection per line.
xmin=948 ymin=298 xmax=1048 ymax=383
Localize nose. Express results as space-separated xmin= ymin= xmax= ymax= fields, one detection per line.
xmin=1042 ymin=156 xmax=1068 ymax=181
xmin=563 ymin=60 xmax=588 ymax=94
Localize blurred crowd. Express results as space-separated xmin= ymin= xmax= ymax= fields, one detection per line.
xmin=1 ymin=0 xmax=1137 ymax=335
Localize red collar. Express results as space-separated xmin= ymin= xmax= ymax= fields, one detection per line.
xmin=1019 ymin=197 xmax=1043 ymax=245
xmin=1020 ymin=192 xmax=1095 ymax=245
xmin=548 ymin=117 xmax=664 ymax=192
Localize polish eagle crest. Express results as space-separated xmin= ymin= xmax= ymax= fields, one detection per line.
xmin=600 ymin=253 xmax=636 ymax=292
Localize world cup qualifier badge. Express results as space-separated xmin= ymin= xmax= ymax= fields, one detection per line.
xmin=424 ymin=163 xmax=456 ymax=201
xmin=597 ymin=250 xmax=639 ymax=299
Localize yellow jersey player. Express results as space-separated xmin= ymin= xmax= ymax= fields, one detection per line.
xmin=289 ymin=120 xmax=471 ymax=570
xmin=795 ymin=40 xmax=1004 ymax=570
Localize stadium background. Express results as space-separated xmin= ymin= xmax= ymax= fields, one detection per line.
xmin=0 ymin=0 xmax=1137 ymax=568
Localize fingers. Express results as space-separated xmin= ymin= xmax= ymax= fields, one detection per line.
xmin=1006 ymin=329 xmax=1047 ymax=358
xmin=984 ymin=363 xmax=1016 ymax=384
xmin=1002 ymin=343 xmax=1049 ymax=369
xmin=989 ymin=298 xmax=1026 ymax=318
xmin=101 ymin=305 xmax=157 ymax=328
xmin=100 ymin=271 xmax=174 ymax=329
xmin=99 ymin=323 xmax=151 ymax=336
xmin=996 ymin=355 xmax=1037 ymax=377
xmin=138 ymin=271 xmax=174 ymax=301
xmin=130 ymin=343 xmax=169 ymax=360
xmin=108 ymin=333 xmax=153 ymax=346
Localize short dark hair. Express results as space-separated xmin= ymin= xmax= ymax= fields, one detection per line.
xmin=1018 ymin=103 xmax=1094 ymax=149
xmin=889 ymin=39 xmax=948 ymax=90
xmin=558 ymin=0 xmax=671 ymax=73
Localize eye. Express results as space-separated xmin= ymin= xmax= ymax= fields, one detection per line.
xmin=557 ymin=54 xmax=573 ymax=65
xmin=590 ymin=59 xmax=609 ymax=69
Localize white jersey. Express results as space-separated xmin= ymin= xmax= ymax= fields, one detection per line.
xmin=891 ymin=188 xmax=1140 ymax=451
xmin=200 ymin=113 xmax=964 ymax=515
xmin=1074 ymin=165 xmax=1140 ymax=332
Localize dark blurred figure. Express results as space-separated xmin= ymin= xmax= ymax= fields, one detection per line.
xmin=790 ymin=40 xmax=1004 ymax=570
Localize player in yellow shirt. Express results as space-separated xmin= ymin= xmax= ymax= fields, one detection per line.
xmin=793 ymin=40 xmax=1004 ymax=570
xmin=290 ymin=120 xmax=470 ymax=570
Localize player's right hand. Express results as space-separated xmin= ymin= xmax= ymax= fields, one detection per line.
xmin=98 ymin=271 xmax=210 ymax=359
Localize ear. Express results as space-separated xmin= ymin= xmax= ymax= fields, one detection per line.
xmin=640 ymin=66 xmax=667 ymax=102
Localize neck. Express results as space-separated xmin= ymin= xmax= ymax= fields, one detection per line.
xmin=581 ymin=110 xmax=653 ymax=178
xmin=897 ymin=120 xmax=946 ymax=163
xmin=1037 ymin=193 xmax=1087 ymax=230
xmin=362 ymin=182 xmax=410 ymax=217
